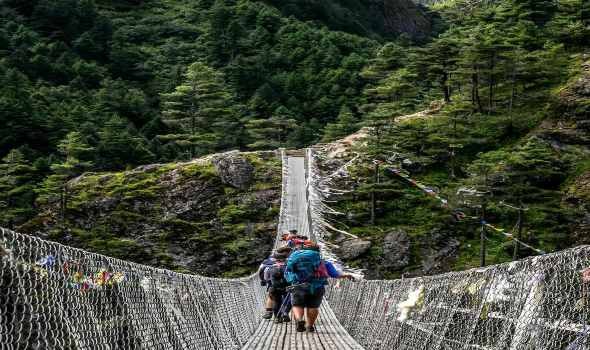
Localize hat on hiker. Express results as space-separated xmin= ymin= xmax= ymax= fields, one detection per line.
xmin=301 ymin=241 xmax=320 ymax=251
xmin=272 ymin=252 xmax=289 ymax=261
xmin=276 ymin=246 xmax=292 ymax=255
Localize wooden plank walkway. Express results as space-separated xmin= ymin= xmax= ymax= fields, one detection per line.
xmin=241 ymin=155 xmax=364 ymax=349
xmin=241 ymin=302 xmax=364 ymax=350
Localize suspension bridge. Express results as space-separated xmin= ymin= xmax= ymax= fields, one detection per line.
xmin=1 ymin=149 xmax=589 ymax=349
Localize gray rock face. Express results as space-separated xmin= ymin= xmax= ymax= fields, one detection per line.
xmin=337 ymin=238 xmax=372 ymax=260
xmin=421 ymin=229 xmax=460 ymax=275
xmin=212 ymin=152 xmax=254 ymax=190
xmin=383 ymin=229 xmax=410 ymax=270
xmin=381 ymin=0 xmax=431 ymax=39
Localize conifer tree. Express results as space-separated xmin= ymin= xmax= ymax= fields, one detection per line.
xmin=36 ymin=132 xmax=94 ymax=224
xmin=246 ymin=106 xmax=298 ymax=150
xmin=0 ymin=149 xmax=37 ymax=227
xmin=97 ymin=115 xmax=154 ymax=169
xmin=160 ymin=62 xmax=239 ymax=159
xmin=322 ymin=105 xmax=359 ymax=142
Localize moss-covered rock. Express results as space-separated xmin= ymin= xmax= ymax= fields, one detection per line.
xmin=21 ymin=151 xmax=281 ymax=277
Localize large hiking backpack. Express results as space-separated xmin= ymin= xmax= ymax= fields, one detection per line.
xmin=285 ymin=250 xmax=327 ymax=292
xmin=268 ymin=263 xmax=288 ymax=291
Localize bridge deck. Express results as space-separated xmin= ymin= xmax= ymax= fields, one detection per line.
xmin=242 ymin=302 xmax=364 ymax=350
xmin=245 ymin=155 xmax=363 ymax=349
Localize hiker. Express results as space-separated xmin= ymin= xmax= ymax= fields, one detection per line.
xmin=265 ymin=248 xmax=293 ymax=323
xmin=258 ymin=253 xmax=276 ymax=319
xmin=281 ymin=229 xmax=309 ymax=249
xmin=258 ymin=246 xmax=292 ymax=319
xmin=285 ymin=242 xmax=354 ymax=332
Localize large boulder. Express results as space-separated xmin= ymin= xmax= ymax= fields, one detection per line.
xmin=421 ymin=229 xmax=460 ymax=275
xmin=336 ymin=237 xmax=372 ymax=260
xmin=382 ymin=229 xmax=411 ymax=270
xmin=212 ymin=152 xmax=254 ymax=190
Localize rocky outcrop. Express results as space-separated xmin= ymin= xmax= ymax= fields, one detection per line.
xmin=421 ymin=229 xmax=460 ymax=275
xmin=334 ymin=235 xmax=372 ymax=260
xmin=212 ymin=151 xmax=255 ymax=190
xmin=382 ymin=229 xmax=411 ymax=270
xmin=21 ymin=152 xmax=282 ymax=277
xmin=380 ymin=0 xmax=432 ymax=39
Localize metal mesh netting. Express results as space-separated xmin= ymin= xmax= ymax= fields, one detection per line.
xmin=326 ymin=248 xmax=590 ymax=349
xmin=307 ymin=149 xmax=590 ymax=349
xmin=3 ymin=148 xmax=590 ymax=350
xmin=0 ymin=227 xmax=265 ymax=349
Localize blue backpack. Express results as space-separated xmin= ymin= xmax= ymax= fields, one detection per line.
xmin=285 ymin=250 xmax=327 ymax=292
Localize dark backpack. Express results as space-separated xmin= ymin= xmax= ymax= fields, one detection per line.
xmin=269 ymin=263 xmax=288 ymax=291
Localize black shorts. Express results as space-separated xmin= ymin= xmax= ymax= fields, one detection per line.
xmin=291 ymin=286 xmax=325 ymax=308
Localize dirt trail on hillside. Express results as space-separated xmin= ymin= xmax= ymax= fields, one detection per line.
xmin=321 ymin=101 xmax=444 ymax=159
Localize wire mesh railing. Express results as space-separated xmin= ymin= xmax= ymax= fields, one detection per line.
xmin=3 ymin=148 xmax=590 ymax=350
xmin=0 ymin=227 xmax=265 ymax=350
xmin=326 ymin=247 xmax=590 ymax=349
xmin=307 ymin=148 xmax=590 ymax=350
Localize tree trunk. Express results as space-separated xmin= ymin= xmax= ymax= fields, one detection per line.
xmin=488 ymin=52 xmax=495 ymax=114
xmin=370 ymin=162 xmax=379 ymax=225
xmin=471 ymin=67 xmax=483 ymax=113
xmin=442 ymin=71 xmax=451 ymax=103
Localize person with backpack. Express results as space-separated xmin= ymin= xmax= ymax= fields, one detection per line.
xmin=265 ymin=249 xmax=293 ymax=323
xmin=281 ymin=229 xmax=309 ymax=249
xmin=285 ymin=242 xmax=354 ymax=332
xmin=258 ymin=254 xmax=276 ymax=319
xmin=258 ymin=246 xmax=292 ymax=319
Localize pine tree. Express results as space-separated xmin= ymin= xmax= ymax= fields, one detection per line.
xmin=0 ymin=149 xmax=37 ymax=227
xmin=246 ymin=106 xmax=298 ymax=150
xmin=36 ymin=132 xmax=94 ymax=224
xmin=322 ymin=105 xmax=359 ymax=142
xmin=513 ymin=0 xmax=557 ymax=26
xmin=96 ymin=115 xmax=154 ymax=169
xmin=413 ymin=33 xmax=459 ymax=103
xmin=160 ymin=61 xmax=239 ymax=159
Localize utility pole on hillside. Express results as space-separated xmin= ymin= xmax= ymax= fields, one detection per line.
xmin=499 ymin=200 xmax=529 ymax=261
xmin=370 ymin=160 xmax=381 ymax=226
xmin=480 ymin=200 xmax=487 ymax=267
xmin=457 ymin=186 xmax=490 ymax=267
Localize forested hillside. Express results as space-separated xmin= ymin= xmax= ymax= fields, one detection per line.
xmin=0 ymin=0 xmax=401 ymax=227
xmin=1 ymin=0 xmax=589 ymax=277
xmin=317 ymin=0 xmax=590 ymax=278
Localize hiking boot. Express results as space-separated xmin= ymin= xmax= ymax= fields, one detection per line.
xmin=281 ymin=315 xmax=291 ymax=323
xmin=296 ymin=321 xmax=306 ymax=332
xmin=307 ymin=325 xmax=316 ymax=333
xmin=262 ymin=310 xmax=273 ymax=320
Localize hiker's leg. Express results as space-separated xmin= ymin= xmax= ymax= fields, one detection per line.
xmin=291 ymin=289 xmax=305 ymax=320
xmin=262 ymin=292 xmax=274 ymax=319
xmin=306 ymin=308 xmax=320 ymax=326
xmin=305 ymin=287 xmax=325 ymax=327
xmin=292 ymin=306 xmax=304 ymax=320
xmin=270 ymin=291 xmax=282 ymax=317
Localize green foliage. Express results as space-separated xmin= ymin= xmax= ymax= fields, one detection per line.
xmin=1 ymin=0 xmax=589 ymax=278
xmin=0 ymin=148 xmax=38 ymax=226
xmin=160 ymin=61 xmax=242 ymax=159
